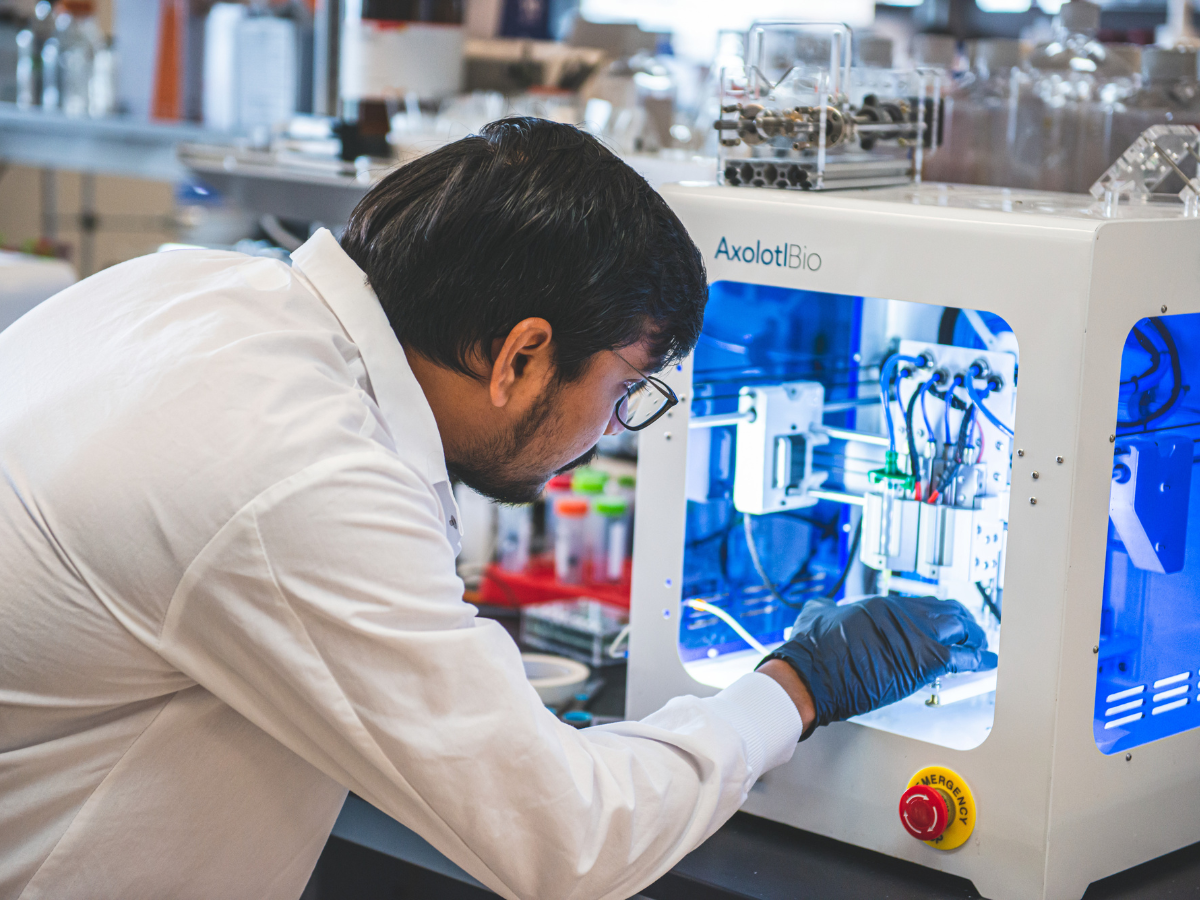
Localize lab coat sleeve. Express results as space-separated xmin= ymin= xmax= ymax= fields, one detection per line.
xmin=158 ymin=451 xmax=802 ymax=900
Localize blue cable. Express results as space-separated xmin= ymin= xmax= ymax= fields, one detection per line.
xmin=943 ymin=375 xmax=961 ymax=446
xmin=879 ymin=354 xmax=924 ymax=452
xmin=966 ymin=378 xmax=1014 ymax=437
xmin=915 ymin=378 xmax=937 ymax=447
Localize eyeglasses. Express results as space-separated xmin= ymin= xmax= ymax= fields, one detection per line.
xmin=612 ymin=351 xmax=678 ymax=431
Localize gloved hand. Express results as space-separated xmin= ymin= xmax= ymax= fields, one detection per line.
xmin=760 ymin=595 xmax=997 ymax=739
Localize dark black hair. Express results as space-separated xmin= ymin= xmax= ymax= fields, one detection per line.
xmin=340 ymin=117 xmax=707 ymax=381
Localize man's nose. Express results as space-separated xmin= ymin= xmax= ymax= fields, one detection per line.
xmin=604 ymin=411 xmax=626 ymax=436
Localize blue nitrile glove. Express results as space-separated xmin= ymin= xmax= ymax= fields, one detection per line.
xmin=760 ymin=595 xmax=997 ymax=739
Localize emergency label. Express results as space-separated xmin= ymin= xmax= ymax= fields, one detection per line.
xmin=906 ymin=765 xmax=978 ymax=850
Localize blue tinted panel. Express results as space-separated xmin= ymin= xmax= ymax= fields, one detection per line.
xmin=1095 ymin=314 xmax=1200 ymax=754
xmin=682 ymin=281 xmax=863 ymax=656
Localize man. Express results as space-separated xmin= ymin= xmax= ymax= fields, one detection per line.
xmin=0 ymin=118 xmax=992 ymax=900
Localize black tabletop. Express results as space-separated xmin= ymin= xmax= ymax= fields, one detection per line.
xmin=311 ymin=796 xmax=1200 ymax=900
xmin=304 ymin=609 xmax=1200 ymax=900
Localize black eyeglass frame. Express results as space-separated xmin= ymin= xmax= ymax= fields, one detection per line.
xmin=613 ymin=354 xmax=679 ymax=431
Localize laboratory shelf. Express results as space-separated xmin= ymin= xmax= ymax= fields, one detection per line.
xmin=178 ymin=142 xmax=379 ymax=225
xmin=0 ymin=104 xmax=715 ymax=227
xmin=0 ymin=103 xmax=228 ymax=181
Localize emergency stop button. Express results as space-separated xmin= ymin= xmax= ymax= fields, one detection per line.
xmin=900 ymin=766 xmax=978 ymax=850
xmin=899 ymin=784 xmax=953 ymax=841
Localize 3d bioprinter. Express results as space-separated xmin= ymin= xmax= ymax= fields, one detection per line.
xmin=626 ymin=23 xmax=1200 ymax=900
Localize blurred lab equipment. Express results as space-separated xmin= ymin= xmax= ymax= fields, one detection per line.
xmin=174 ymin=181 xmax=260 ymax=247
xmin=339 ymin=0 xmax=465 ymax=108
xmin=15 ymin=2 xmax=55 ymax=109
xmin=55 ymin=0 xmax=103 ymax=118
xmin=520 ymin=652 xmax=590 ymax=706
xmin=521 ymin=598 xmax=628 ymax=668
xmin=0 ymin=3 xmax=20 ymax=103
xmin=455 ymin=482 xmax=496 ymax=579
xmin=1108 ymin=47 xmax=1200 ymax=162
xmin=0 ymin=250 xmax=76 ymax=332
xmin=926 ymin=38 xmax=1026 ymax=186
xmin=237 ymin=11 xmax=299 ymax=139
xmin=201 ymin=1 xmax=312 ymax=136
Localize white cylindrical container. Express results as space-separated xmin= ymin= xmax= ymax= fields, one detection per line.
xmin=454 ymin=482 xmax=496 ymax=576
xmin=542 ymin=473 xmax=573 ymax=554
xmin=496 ymin=503 xmax=532 ymax=573
xmin=339 ymin=0 xmax=464 ymax=104
xmin=592 ymin=496 xmax=631 ymax=583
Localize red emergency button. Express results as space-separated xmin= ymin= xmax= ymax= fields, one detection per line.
xmin=899 ymin=784 xmax=953 ymax=841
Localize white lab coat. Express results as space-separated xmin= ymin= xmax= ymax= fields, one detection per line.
xmin=0 ymin=230 xmax=802 ymax=900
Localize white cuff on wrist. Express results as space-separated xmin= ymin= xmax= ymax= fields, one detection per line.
xmin=707 ymin=671 xmax=805 ymax=776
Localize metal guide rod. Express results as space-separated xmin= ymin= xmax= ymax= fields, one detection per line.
xmin=688 ymin=398 xmax=880 ymax=429
xmin=816 ymin=425 xmax=891 ymax=446
xmin=688 ymin=410 xmax=756 ymax=429
xmin=808 ymin=488 xmax=865 ymax=506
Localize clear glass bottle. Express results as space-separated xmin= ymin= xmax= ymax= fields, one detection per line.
xmin=54 ymin=0 xmax=104 ymax=118
xmin=88 ymin=35 xmax=115 ymax=117
xmin=926 ymin=38 xmax=1025 ymax=186
xmin=16 ymin=1 xmax=53 ymax=109
xmin=39 ymin=36 xmax=58 ymax=109
xmin=1016 ymin=0 xmax=1138 ymax=192
xmin=691 ymin=29 xmax=745 ymax=155
xmin=910 ymin=33 xmax=969 ymax=183
xmin=1108 ymin=47 xmax=1200 ymax=175
xmin=0 ymin=6 xmax=21 ymax=104
xmin=971 ymin=38 xmax=1026 ymax=188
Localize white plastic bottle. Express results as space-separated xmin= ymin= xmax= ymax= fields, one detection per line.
xmin=592 ymin=496 xmax=630 ymax=583
xmin=554 ymin=497 xmax=589 ymax=584
xmin=496 ymin=503 xmax=532 ymax=573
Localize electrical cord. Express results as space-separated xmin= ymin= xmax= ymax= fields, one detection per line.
xmin=824 ymin=516 xmax=863 ymax=600
xmin=975 ymin=581 xmax=1002 ymax=624
xmin=607 ymin=623 xmax=631 ymax=659
xmin=920 ymin=380 xmax=936 ymax=442
xmin=942 ymin=375 xmax=962 ymax=445
xmin=684 ymin=598 xmax=769 ymax=656
xmin=937 ymin=404 xmax=976 ymax=499
xmin=905 ymin=384 xmax=922 ymax=493
xmin=1118 ymin=317 xmax=1183 ymax=429
xmin=879 ymin=354 xmax=924 ymax=452
xmin=741 ymin=512 xmax=841 ymax=611
xmin=1122 ymin=326 xmax=1161 ymax=389
xmin=743 ymin=513 xmax=789 ymax=609
xmin=966 ymin=377 xmax=1014 ymax=437
xmin=955 ymin=403 xmax=975 ymax=463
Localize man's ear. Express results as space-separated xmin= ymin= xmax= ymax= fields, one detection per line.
xmin=489 ymin=318 xmax=555 ymax=408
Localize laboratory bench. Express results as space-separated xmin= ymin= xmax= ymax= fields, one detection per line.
xmin=300 ymin=608 xmax=1200 ymax=900
xmin=312 ymin=792 xmax=1200 ymax=900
